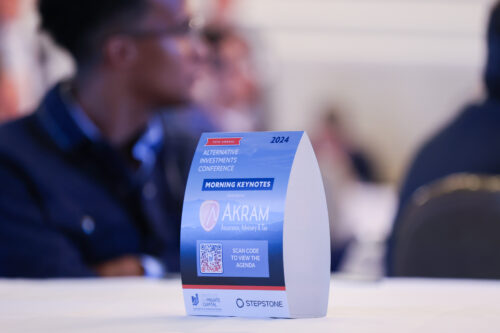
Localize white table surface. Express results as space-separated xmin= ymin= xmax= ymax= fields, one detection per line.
xmin=1 ymin=277 xmax=499 ymax=333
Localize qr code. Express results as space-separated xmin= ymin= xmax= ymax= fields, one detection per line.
xmin=200 ymin=243 xmax=223 ymax=274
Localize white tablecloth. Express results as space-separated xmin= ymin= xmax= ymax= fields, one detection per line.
xmin=1 ymin=277 xmax=499 ymax=333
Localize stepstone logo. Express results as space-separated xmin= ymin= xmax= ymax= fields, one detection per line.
xmin=235 ymin=298 xmax=284 ymax=309
xmin=199 ymin=200 xmax=220 ymax=232
xmin=236 ymin=298 xmax=245 ymax=308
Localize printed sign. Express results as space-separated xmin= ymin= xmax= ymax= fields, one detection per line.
xmin=181 ymin=132 xmax=330 ymax=318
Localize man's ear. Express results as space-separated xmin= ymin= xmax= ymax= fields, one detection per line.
xmin=102 ymin=37 xmax=138 ymax=69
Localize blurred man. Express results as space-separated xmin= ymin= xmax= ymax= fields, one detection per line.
xmin=386 ymin=1 xmax=500 ymax=274
xmin=0 ymin=0 xmax=202 ymax=278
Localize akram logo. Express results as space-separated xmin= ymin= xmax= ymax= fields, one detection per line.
xmin=199 ymin=200 xmax=220 ymax=232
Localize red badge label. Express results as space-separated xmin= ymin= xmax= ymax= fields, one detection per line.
xmin=205 ymin=138 xmax=242 ymax=146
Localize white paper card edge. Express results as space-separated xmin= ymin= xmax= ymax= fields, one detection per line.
xmin=283 ymin=133 xmax=331 ymax=318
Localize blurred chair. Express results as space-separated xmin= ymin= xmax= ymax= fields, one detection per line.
xmin=392 ymin=173 xmax=500 ymax=279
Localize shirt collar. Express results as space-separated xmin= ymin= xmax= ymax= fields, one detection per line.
xmin=60 ymin=83 xmax=102 ymax=142
xmin=37 ymin=83 xmax=164 ymax=176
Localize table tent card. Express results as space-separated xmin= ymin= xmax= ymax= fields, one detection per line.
xmin=180 ymin=132 xmax=330 ymax=318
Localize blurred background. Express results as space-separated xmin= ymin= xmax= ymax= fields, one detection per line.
xmin=0 ymin=0 xmax=496 ymax=278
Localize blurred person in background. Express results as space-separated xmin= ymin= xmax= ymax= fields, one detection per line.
xmin=190 ymin=0 xmax=265 ymax=132
xmin=313 ymin=109 xmax=376 ymax=184
xmin=0 ymin=0 xmax=203 ymax=278
xmin=161 ymin=5 xmax=265 ymax=207
xmin=386 ymin=1 xmax=500 ymax=275
xmin=312 ymin=107 xmax=395 ymax=276
xmin=0 ymin=0 xmax=20 ymax=121
xmin=164 ymin=0 xmax=265 ymax=140
xmin=161 ymin=2 xmax=265 ymax=207
xmin=191 ymin=23 xmax=264 ymax=132
xmin=0 ymin=0 xmax=55 ymax=122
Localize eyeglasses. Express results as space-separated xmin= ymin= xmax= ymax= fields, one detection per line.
xmin=120 ymin=17 xmax=204 ymax=39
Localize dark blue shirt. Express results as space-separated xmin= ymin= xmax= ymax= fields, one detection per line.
xmin=0 ymin=84 xmax=194 ymax=278
xmin=386 ymin=98 xmax=500 ymax=275
xmin=398 ymin=99 xmax=500 ymax=217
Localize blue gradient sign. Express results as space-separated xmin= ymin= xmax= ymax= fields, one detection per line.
xmin=181 ymin=131 xmax=331 ymax=318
